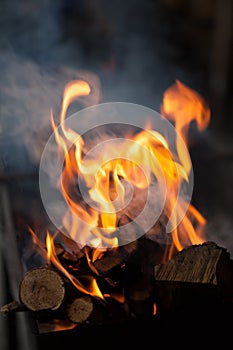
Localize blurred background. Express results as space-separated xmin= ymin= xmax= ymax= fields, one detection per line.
xmin=0 ymin=0 xmax=233 ymax=348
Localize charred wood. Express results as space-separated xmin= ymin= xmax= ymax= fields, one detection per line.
xmin=92 ymin=240 xmax=138 ymax=276
xmin=124 ymin=274 xmax=154 ymax=318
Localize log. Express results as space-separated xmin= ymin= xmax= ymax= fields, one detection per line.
xmin=0 ymin=300 xmax=25 ymax=315
xmin=125 ymin=275 xmax=154 ymax=318
xmin=19 ymin=267 xmax=66 ymax=311
xmin=154 ymin=241 xmax=233 ymax=312
xmin=92 ymin=239 xmax=138 ymax=276
xmin=125 ymin=235 xmax=167 ymax=280
xmin=55 ymin=233 xmax=92 ymax=268
xmin=122 ymin=236 xmax=165 ymax=319
xmin=66 ymin=295 xmax=105 ymax=325
xmin=66 ymin=296 xmax=93 ymax=324
xmin=58 ymin=231 xmax=83 ymax=256
xmin=92 ymin=235 xmax=166 ymax=315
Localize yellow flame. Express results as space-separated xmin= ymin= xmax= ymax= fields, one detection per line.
xmin=51 ymin=79 xmax=210 ymax=258
xmin=161 ymin=80 xmax=210 ymax=143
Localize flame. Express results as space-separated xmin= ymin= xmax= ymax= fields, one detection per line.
xmin=46 ymin=233 xmax=103 ymax=299
xmin=28 ymin=227 xmax=104 ymax=299
xmin=27 ymin=78 xmax=211 ymax=302
xmin=161 ymin=80 xmax=210 ymax=143
xmin=153 ymin=303 xmax=157 ymax=315
xmin=50 ymin=79 xmax=210 ymax=259
xmin=38 ymin=319 xmax=77 ymax=333
xmin=104 ymin=292 xmax=125 ymax=304
xmin=161 ymin=80 xmax=210 ymax=174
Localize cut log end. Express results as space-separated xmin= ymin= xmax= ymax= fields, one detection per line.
xmin=66 ymin=296 xmax=94 ymax=324
xmin=19 ymin=267 xmax=65 ymax=312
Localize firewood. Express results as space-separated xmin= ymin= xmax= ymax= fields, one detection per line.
xmin=92 ymin=255 xmax=125 ymax=276
xmin=54 ymin=243 xmax=65 ymax=257
xmin=92 ymin=239 xmax=138 ymax=276
xmin=127 ymin=235 xmax=167 ymax=277
xmin=66 ymin=295 xmax=105 ymax=325
xmin=0 ymin=300 xmax=25 ymax=315
xmin=19 ymin=267 xmax=66 ymax=312
xmin=59 ymin=231 xmax=83 ymax=255
xmin=125 ymin=275 xmax=154 ymax=318
xmin=66 ymin=296 xmax=93 ymax=323
xmin=54 ymin=232 xmax=87 ymax=264
xmin=154 ymin=241 xmax=233 ymax=312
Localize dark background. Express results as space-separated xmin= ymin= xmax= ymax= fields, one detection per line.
xmin=0 ymin=0 xmax=233 ymax=348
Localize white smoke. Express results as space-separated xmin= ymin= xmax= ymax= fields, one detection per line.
xmin=0 ymin=52 xmax=101 ymax=165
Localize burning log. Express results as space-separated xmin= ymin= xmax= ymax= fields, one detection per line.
xmin=154 ymin=241 xmax=233 ymax=312
xmin=19 ymin=267 xmax=66 ymax=312
xmin=92 ymin=239 xmax=138 ymax=276
xmin=58 ymin=231 xmax=85 ymax=257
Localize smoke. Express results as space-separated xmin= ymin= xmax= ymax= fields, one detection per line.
xmin=0 ymin=52 xmax=101 ymax=168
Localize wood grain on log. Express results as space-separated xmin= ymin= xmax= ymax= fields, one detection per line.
xmin=66 ymin=295 xmax=106 ymax=325
xmin=19 ymin=267 xmax=66 ymax=311
xmin=66 ymin=296 xmax=94 ymax=324
xmin=154 ymin=241 xmax=233 ymax=311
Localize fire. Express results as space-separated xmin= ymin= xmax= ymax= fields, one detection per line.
xmin=30 ymin=78 xmax=210 ymax=298
xmin=161 ymin=80 xmax=210 ymax=254
xmin=161 ymin=79 xmax=210 ymax=144
xmin=153 ymin=303 xmax=157 ymax=315
xmin=27 ymin=227 xmax=104 ymax=299
xmin=46 ymin=233 xmax=104 ymax=299
xmin=50 ymin=79 xmax=210 ymax=259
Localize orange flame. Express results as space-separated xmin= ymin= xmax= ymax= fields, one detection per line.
xmin=50 ymin=79 xmax=210 ymax=259
xmin=161 ymin=80 xmax=210 ymax=173
xmin=46 ymin=233 xmax=103 ymax=299
xmin=161 ymin=80 xmax=210 ymax=142
xmin=153 ymin=303 xmax=157 ymax=315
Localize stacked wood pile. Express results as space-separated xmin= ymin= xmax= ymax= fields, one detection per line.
xmin=1 ymin=235 xmax=233 ymax=334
